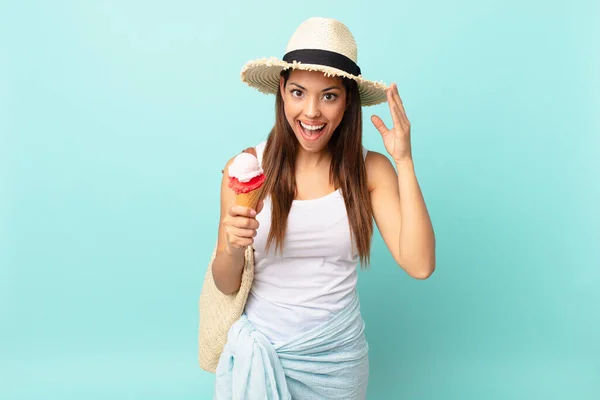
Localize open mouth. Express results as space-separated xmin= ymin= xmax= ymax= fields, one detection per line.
xmin=297 ymin=120 xmax=327 ymax=141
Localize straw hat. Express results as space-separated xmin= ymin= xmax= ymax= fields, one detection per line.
xmin=240 ymin=17 xmax=389 ymax=106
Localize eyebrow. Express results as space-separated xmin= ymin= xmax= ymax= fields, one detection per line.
xmin=289 ymin=82 xmax=342 ymax=92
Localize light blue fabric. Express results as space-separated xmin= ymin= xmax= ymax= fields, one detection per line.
xmin=214 ymin=292 xmax=369 ymax=399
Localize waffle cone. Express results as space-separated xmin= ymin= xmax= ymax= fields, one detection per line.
xmin=235 ymin=189 xmax=261 ymax=210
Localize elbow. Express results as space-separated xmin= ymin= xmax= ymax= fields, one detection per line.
xmin=215 ymin=282 xmax=237 ymax=296
xmin=398 ymin=256 xmax=436 ymax=280
xmin=211 ymin=262 xmax=240 ymax=296
xmin=212 ymin=271 xmax=240 ymax=295
xmin=412 ymin=265 xmax=435 ymax=280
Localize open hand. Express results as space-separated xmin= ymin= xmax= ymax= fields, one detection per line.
xmin=370 ymin=83 xmax=412 ymax=163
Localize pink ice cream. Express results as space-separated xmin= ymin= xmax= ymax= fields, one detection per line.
xmin=228 ymin=153 xmax=266 ymax=194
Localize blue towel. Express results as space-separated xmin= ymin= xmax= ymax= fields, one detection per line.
xmin=214 ymin=292 xmax=369 ymax=399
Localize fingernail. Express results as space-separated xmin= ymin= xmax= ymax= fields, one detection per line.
xmin=250 ymin=210 xmax=257 ymax=216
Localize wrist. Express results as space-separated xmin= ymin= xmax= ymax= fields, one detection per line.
xmin=225 ymin=245 xmax=245 ymax=256
xmin=226 ymin=244 xmax=250 ymax=261
xmin=394 ymin=156 xmax=414 ymax=168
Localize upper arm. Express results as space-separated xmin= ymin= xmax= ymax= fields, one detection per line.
xmin=366 ymin=151 xmax=403 ymax=265
xmin=216 ymin=155 xmax=237 ymax=253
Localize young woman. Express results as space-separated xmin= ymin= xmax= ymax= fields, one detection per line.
xmin=211 ymin=17 xmax=435 ymax=399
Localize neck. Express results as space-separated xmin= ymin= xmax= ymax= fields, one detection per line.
xmin=295 ymin=146 xmax=331 ymax=170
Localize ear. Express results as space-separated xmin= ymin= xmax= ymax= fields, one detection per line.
xmin=279 ymin=76 xmax=286 ymax=98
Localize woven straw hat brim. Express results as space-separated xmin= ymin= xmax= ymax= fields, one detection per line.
xmin=241 ymin=57 xmax=389 ymax=107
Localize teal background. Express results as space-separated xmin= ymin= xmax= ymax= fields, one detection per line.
xmin=1 ymin=0 xmax=598 ymax=399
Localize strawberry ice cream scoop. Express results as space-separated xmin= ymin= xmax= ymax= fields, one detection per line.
xmin=228 ymin=153 xmax=266 ymax=195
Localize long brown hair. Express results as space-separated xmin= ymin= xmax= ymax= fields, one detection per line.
xmin=258 ymin=69 xmax=373 ymax=266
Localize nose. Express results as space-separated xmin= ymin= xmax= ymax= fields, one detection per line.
xmin=303 ymin=97 xmax=321 ymax=119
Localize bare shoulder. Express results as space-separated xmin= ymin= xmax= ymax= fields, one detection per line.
xmin=219 ymin=153 xmax=238 ymax=213
xmin=221 ymin=154 xmax=237 ymax=177
xmin=364 ymin=150 xmax=398 ymax=192
xmin=221 ymin=146 xmax=257 ymax=175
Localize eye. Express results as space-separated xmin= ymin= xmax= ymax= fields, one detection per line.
xmin=291 ymin=89 xmax=303 ymax=98
xmin=323 ymin=93 xmax=338 ymax=101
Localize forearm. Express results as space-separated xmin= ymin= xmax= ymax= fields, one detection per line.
xmin=396 ymin=158 xmax=436 ymax=278
xmin=211 ymin=249 xmax=245 ymax=295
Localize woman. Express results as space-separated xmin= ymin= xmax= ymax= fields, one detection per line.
xmin=211 ymin=17 xmax=435 ymax=399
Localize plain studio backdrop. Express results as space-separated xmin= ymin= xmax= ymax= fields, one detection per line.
xmin=1 ymin=0 xmax=598 ymax=399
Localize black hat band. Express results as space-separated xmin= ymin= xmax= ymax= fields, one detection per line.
xmin=282 ymin=49 xmax=361 ymax=76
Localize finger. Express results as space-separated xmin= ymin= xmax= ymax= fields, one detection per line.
xmin=370 ymin=115 xmax=389 ymax=136
xmin=387 ymin=85 xmax=405 ymax=128
xmin=226 ymin=225 xmax=257 ymax=239
xmin=390 ymin=102 xmax=404 ymax=130
xmin=232 ymin=216 xmax=259 ymax=230
xmin=227 ymin=237 xmax=254 ymax=249
xmin=229 ymin=205 xmax=257 ymax=218
xmin=391 ymin=83 xmax=409 ymax=124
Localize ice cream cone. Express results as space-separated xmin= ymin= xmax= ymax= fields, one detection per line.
xmin=235 ymin=189 xmax=262 ymax=210
xmin=228 ymin=152 xmax=266 ymax=210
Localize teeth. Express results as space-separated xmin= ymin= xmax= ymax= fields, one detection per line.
xmin=300 ymin=121 xmax=325 ymax=131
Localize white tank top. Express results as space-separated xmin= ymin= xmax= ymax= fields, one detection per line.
xmin=244 ymin=141 xmax=368 ymax=345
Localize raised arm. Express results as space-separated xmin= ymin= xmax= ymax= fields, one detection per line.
xmin=369 ymin=82 xmax=435 ymax=279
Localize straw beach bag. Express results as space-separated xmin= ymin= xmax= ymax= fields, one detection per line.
xmin=198 ymin=244 xmax=255 ymax=373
